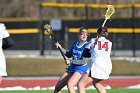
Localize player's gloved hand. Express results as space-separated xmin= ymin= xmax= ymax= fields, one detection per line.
xmin=55 ymin=42 xmax=62 ymax=48
xmin=65 ymin=59 xmax=71 ymax=65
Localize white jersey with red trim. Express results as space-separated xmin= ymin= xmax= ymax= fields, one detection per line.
xmin=0 ymin=23 xmax=9 ymax=76
xmin=86 ymin=37 xmax=112 ymax=79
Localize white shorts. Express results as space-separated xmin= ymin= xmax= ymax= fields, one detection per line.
xmin=89 ymin=58 xmax=112 ymax=80
xmin=0 ymin=54 xmax=7 ymax=76
xmin=90 ymin=64 xmax=111 ymax=80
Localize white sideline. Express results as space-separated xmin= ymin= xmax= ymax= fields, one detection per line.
xmin=3 ymin=75 xmax=140 ymax=80
xmin=0 ymin=84 xmax=140 ymax=91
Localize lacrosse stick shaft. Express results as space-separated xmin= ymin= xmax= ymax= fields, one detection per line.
xmin=102 ymin=19 xmax=107 ymax=27
xmin=44 ymin=24 xmax=67 ymax=61
xmin=52 ymin=37 xmax=67 ymax=60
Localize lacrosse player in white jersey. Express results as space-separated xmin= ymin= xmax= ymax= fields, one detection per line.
xmin=78 ymin=26 xmax=112 ymax=93
xmin=0 ymin=23 xmax=14 ymax=84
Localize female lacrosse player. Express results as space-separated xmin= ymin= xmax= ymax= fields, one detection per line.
xmin=78 ymin=26 xmax=112 ymax=93
xmin=0 ymin=23 xmax=14 ymax=84
xmin=54 ymin=27 xmax=90 ymax=93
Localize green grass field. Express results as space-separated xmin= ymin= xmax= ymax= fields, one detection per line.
xmin=0 ymin=89 xmax=140 ymax=93
xmin=4 ymin=58 xmax=140 ymax=93
xmin=6 ymin=58 xmax=140 ymax=76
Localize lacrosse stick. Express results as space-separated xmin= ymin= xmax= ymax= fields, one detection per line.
xmin=102 ymin=5 xmax=115 ymax=27
xmin=44 ymin=24 xmax=66 ymax=60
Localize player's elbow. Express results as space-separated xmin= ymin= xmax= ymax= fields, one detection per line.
xmin=65 ymin=52 xmax=72 ymax=58
xmin=2 ymin=37 xmax=14 ymax=49
xmin=82 ymin=48 xmax=91 ymax=58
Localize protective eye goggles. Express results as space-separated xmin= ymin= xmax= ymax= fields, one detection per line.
xmin=79 ymin=32 xmax=90 ymax=37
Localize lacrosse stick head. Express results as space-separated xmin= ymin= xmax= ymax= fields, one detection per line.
xmin=44 ymin=24 xmax=53 ymax=38
xmin=104 ymin=5 xmax=115 ymax=20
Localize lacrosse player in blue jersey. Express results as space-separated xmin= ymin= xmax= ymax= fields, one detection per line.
xmin=54 ymin=27 xmax=90 ymax=93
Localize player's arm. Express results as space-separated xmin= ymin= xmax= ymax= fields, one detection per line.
xmin=70 ymin=58 xmax=87 ymax=65
xmin=55 ymin=42 xmax=72 ymax=58
xmin=2 ymin=36 xmax=14 ymax=49
xmin=59 ymin=47 xmax=72 ymax=58
xmin=71 ymin=44 xmax=91 ymax=65
xmin=70 ymin=48 xmax=90 ymax=65
xmin=82 ymin=39 xmax=95 ymax=58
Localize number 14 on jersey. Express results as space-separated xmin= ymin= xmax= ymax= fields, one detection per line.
xmin=97 ymin=41 xmax=108 ymax=51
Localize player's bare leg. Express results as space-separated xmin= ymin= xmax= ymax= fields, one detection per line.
xmin=67 ymin=72 xmax=82 ymax=93
xmin=93 ymin=78 xmax=107 ymax=93
xmin=54 ymin=72 xmax=72 ymax=93
xmin=78 ymin=73 xmax=93 ymax=93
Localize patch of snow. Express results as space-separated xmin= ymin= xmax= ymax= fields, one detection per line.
xmin=127 ymin=84 xmax=140 ymax=89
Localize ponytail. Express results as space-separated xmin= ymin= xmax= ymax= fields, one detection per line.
xmin=93 ymin=36 xmax=99 ymax=49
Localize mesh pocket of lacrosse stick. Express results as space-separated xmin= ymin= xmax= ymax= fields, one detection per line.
xmin=105 ymin=5 xmax=115 ymax=20
xmin=102 ymin=5 xmax=115 ymax=27
xmin=44 ymin=24 xmax=53 ymax=38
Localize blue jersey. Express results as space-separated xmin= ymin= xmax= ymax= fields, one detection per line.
xmin=66 ymin=41 xmax=89 ymax=75
xmin=69 ymin=41 xmax=88 ymax=60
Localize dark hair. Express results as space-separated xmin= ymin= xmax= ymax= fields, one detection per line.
xmin=97 ymin=26 xmax=108 ymax=37
xmin=93 ymin=26 xmax=108 ymax=49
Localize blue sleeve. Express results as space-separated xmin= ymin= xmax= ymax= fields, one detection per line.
xmin=65 ymin=41 xmax=77 ymax=58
